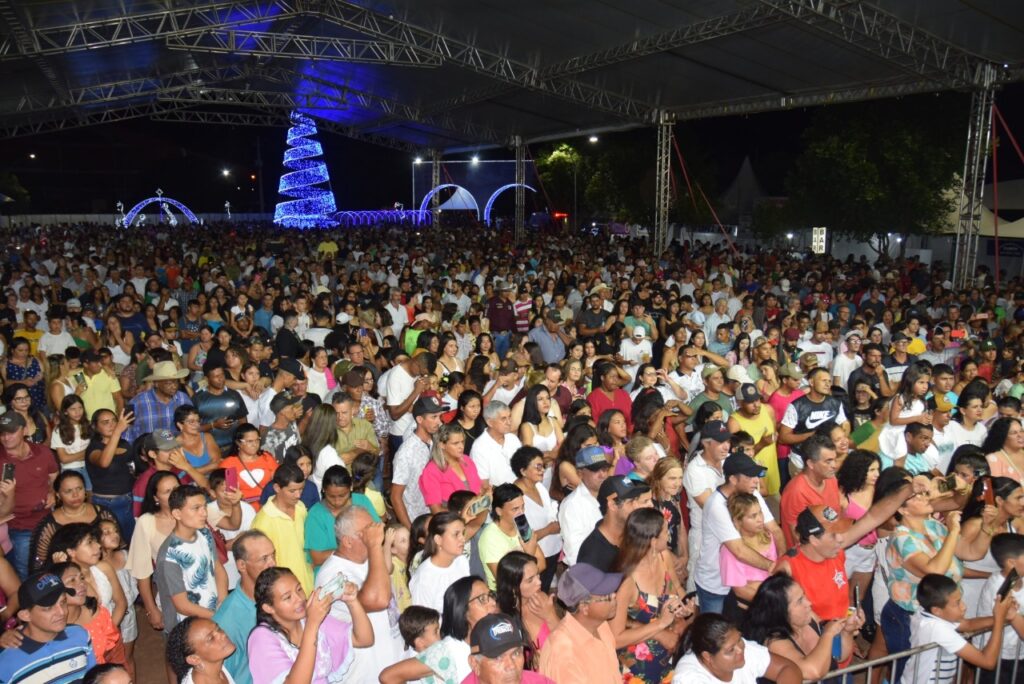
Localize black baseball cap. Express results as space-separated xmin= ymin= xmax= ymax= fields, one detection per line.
xmin=796 ymin=505 xmax=852 ymax=539
xmin=18 ymin=571 xmax=74 ymax=610
xmin=598 ymin=475 xmax=651 ymax=507
xmin=470 ymin=614 xmax=525 ymax=657
xmin=723 ymin=452 xmax=767 ymax=479
xmin=738 ymin=383 xmax=760 ymax=403
xmin=269 ymin=390 xmax=303 ymax=414
xmin=0 ymin=412 xmax=26 ymax=433
xmin=701 ymin=420 xmax=731 ymax=443
xmin=412 ymin=396 xmax=446 ymax=417
xmin=277 ymin=358 xmax=306 ymax=380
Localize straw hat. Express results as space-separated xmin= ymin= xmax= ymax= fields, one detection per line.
xmin=143 ymin=361 xmax=189 ymax=383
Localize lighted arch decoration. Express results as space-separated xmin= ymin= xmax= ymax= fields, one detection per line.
xmin=483 ymin=183 xmax=537 ymax=225
xmin=418 ymin=183 xmax=480 ymax=219
xmin=122 ymin=196 xmax=199 ymax=228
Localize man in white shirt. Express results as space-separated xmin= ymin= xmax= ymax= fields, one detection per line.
xmin=618 ymin=327 xmax=653 ymax=388
xmin=682 ymin=420 xmax=731 ymax=590
xmin=694 ymin=453 xmax=785 ymax=615
xmin=831 ymin=330 xmax=864 ymax=390
xmin=390 ymin=397 xmax=444 ymax=528
xmin=384 ymin=288 xmax=410 ymax=337
xmin=558 ymin=445 xmax=612 ymax=566
xmin=470 ymin=401 xmax=522 ymax=488
xmin=385 ymin=353 xmax=432 ymax=451
xmin=798 ymin=320 xmax=835 ymax=370
xmin=668 ymin=344 xmax=705 ymax=402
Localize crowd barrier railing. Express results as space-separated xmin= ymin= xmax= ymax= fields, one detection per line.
xmin=804 ymin=627 xmax=1022 ymax=683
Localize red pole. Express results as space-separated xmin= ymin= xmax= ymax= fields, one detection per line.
xmin=992 ymin=103 xmax=1000 ymax=290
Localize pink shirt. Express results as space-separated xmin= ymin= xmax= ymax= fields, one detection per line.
xmin=767 ymin=389 xmax=804 ymax=460
xmin=720 ymin=537 xmax=778 ymax=588
xmin=418 ymin=456 xmax=482 ymax=506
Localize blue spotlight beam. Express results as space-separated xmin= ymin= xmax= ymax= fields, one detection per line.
xmin=274 ymin=110 xmax=338 ymax=228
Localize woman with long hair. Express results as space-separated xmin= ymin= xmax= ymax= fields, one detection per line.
xmin=419 ymin=423 xmax=482 ymax=513
xmin=719 ymin=492 xmax=778 ymax=623
xmin=100 ymin=318 xmax=134 ymax=370
xmin=453 ymin=390 xmax=485 ymax=455
xmin=742 ymin=574 xmax=861 ymax=680
xmin=28 ymin=470 xmax=117 ymax=572
xmin=559 ymin=358 xmax=587 ymax=414
xmin=379 ymin=575 xmax=499 ymax=684
xmin=954 ymin=359 xmax=979 ymax=396
xmin=610 ymin=508 xmax=693 ymax=682
xmin=674 ymin=613 xmax=803 ymax=682
xmin=86 ymin=408 xmax=137 ymax=539
xmin=550 ymin=423 xmax=599 ymax=500
xmin=435 ymin=333 xmax=464 ymax=381
xmin=304 ymin=404 xmax=342 ymax=489
xmin=596 ymin=408 xmax=628 ymax=471
xmin=2 ymin=381 xmax=49 ymax=444
xmin=511 ymin=446 xmax=561 ymax=591
xmin=248 ymin=566 xmax=372 ymax=684
xmin=408 ymin=512 xmax=470 ymax=613
xmin=836 ymin=449 xmax=882 ymax=609
xmin=726 ymin=333 xmax=753 ymax=368
xmin=166 ymin=616 xmax=236 ymax=684
xmin=957 ymin=476 xmax=1024 ymax=618
xmin=981 ymin=416 xmax=1024 ymax=483
xmin=947 ymin=392 xmax=989 ymax=451
xmin=519 ymin=384 xmax=564 ymax=475
xmin=174 ymin=405 xmax=222 ymax=476
xmin=218 ymin=423 xmax=278 ymax=511
xmin=46 ymin=353 xmax=80 ymax=413
xmin=127 ymin=471 xmax=178 ymax=633
xmin=469 ymin=333 xmax=499 ymax=379
xmin=648 ymin=456 xmax=688 ymax=582
xmin=50 ymin=394 xmax=93 ymax=485
xmin=55 ymin=561 xmax=126 ymax=668
xmin=495 ymin=550 xmax=559 ymax=662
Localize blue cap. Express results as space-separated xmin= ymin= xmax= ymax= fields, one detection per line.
xmin=574 ymin=444 xmax=611 ymax=470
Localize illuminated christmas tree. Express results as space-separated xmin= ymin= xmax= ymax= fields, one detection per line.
xmin=274 ymin=111 xmax=338 ymax=228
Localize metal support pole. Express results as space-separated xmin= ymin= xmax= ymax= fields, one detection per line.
xmin=953 ymin=71 xmax=996 ymax=290
xmin=654 ymin=110 xmax=674 ymax=251
xmin=515 ymin=136 xmax=526 ymax=243
xmin=430 ymin=149 xmax=441 ymax=223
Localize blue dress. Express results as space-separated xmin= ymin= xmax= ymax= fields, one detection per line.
xmin=6 ymin=358 xmax=45 ymax=412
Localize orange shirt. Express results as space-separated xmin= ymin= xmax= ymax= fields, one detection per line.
xmin=779 ymin=473 xmax=841 ymax=549
xmin=538 ymin=613 xmax=620 ymax=684
xmin=787 ymin=547 xmax=849 ymax=621
xmin=219 ymin=453 xmax=278 ymax=511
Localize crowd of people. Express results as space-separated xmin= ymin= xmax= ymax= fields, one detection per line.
xmin=0 ymin=221 xmax=1023 ymax=684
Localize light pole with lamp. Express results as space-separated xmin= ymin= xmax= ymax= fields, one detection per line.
xmin=572 ymin=136 xmax=599 ymax=233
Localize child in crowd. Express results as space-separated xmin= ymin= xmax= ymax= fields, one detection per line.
xmin=48 ymin=523 xmax=128 ymax=636
xmin=902 ymin=574 xmax=1017 ymax=684
xmin=977 ymin=533 xmax=1024 ymax=684
xmin=397 ymin=605 xmax=441 ymax=658
xmin=388 ymin=522 xmax=413 ymax=613
xmin=351 ymin=451 xmax=386 ymax=521
xmin=97 ymin=519 xmax=138 ymax=675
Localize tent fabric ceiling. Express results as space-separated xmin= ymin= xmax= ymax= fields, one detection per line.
xmin=1 ymin=0 xmax=1023 ymax=151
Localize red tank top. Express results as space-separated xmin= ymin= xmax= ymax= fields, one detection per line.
xmin=787 ymin=548 xmax=849 ymax=621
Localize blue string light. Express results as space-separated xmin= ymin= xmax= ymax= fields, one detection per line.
xmin=274 ymin=111 xmax=338 ymax=228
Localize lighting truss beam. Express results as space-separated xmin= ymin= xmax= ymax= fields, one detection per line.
xmin=0 ymin=0 xmax=69 ymax=99
xmin=165 ymin=28 xmax=442 ymax=66
xmin=654 ymin=112 xmax=674 ymax=250
xmin=149 ymin=108 xmax=418 ymax=152
xmin=313 ymin=0 xmax=656 ymax=122
xmin=156 ymin=85 xmax=351 ymax=110
xmin=6 ymin=63 xmax=254 ymax=115
xmin=0 ymin=100 xmax=186 ymax=138
xmin=758 ymin=0 xmax=1001 ymax=88
xmin=953 ymin=82 xmax=996 ymax=289
xmin=0 ymin=0 xmax=299 ymax=58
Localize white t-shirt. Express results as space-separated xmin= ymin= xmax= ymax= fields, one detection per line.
xmin=315 ymin=554 xmax=403 ymax=684
xmin=386 ymin=365 xmax=417 ymax=437
xmin=469 ymin=430 xmax=522 ymax=487
xmin=798 ymin=340 xmax=834 ymax=370
xmin=408 ymin=554 xmax=471 ymax=613
xmin=673 ymin=638 xmax=770 ymax=683
xmin=557 ymin=484 xmax=601 ymax=566
xmin=695 ymin=488 xmax=774 ymax=595
xmin=682 ymin=456 xmax=725 ymax=544
xmin=482 ymin=379 xmax=522 ymax=407
xmin=669 ymin=368 xmax=705 ymax=403
xmin=310 ymin=445 xmax=343 ymax=491
xmin=619 ymin=338 xmax=653 ymax=382
xmin=977 ymin=570 xmax=1024 ymax=659
xmin=522 ymin=482 xmax=562 ymax=558
xmin=831 ymin=353 xmax=863 ymax=389
xmin=944 ymin=420 xmax=988 ymax=450
xmin=900 ymin=611 xmax=967 ymax=684
xmin=256 ymin=387 xmax=279 ymax=428
xmin=38 ymin=331 xmax=77 ymax=357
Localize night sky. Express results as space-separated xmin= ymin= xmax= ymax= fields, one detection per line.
xmin=3 ymin=84 xmax=1024 ymax=216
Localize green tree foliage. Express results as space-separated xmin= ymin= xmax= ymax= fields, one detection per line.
xmin=785 ymin=95 xmax=966 ymax=250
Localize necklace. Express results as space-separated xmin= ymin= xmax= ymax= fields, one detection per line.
xmin=62 ymin=504 xmax=88 ymax=519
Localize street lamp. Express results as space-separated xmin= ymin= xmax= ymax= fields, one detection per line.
xmin=588 ymin=135 xmax=598 ymax=143
xmin=471 ymin=156 xmax=479 ymax=165
xmin=786 ymin=232 xmax=794 ymax=240
xmin=221 ymin=168 xmax=230 ymax=177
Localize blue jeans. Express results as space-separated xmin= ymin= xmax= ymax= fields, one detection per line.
xmin=493 ymin=331 xmax=511 ymax=360
xmin=696 ymin=583 xmax=728 ymax=616
xmin=8 ymin=528 xmax=32 ymax=580
xmin=880 ymin=599 xmax=912 ymax=682
xmin=92 ymin=492 xmax=135 ymax=543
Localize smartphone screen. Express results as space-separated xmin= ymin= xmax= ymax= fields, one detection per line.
xmin=997 ymin=568 xmax=1020 ymax=600
xmin=1 ymin=463 xmax=14 ymax=481
xmin=982 ymin=477 xmax=996 ymax=506
xmin=514 ymin=513 xmax=532 ymax=541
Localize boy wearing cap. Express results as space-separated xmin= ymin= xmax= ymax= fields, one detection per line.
xmin=694 ymin=453 xmax=784 ymax=614
xmin=390 ymin=396 xmax=446 ymax=529
xmin=883 ymin=331 xmax=917 ymax=385
xmin=577 ymin=477 xmax=653 ymax=571
xmin=832 ymin=330 xmax=864 ymax=390
xmin=682 ymin=419 xmax=731 ymax=590
xmin=0 ymin=571 xmax=96 ymax=683
xmin=776 ymin=505 xmax=857 ymax=622
xmin=559 ymin=445 xmax=613 ymax=566
xmin=79 ymin=348 xmax=123 ymax=419
xmin=466 ymin=614 xmax=555 ymax=684
xmin=538 ymin=563 xmax=622 ymax=684
xmin=261 ymin=391 xmax=302 ymax=463
xmin=255 ymin=359 xmax=303 ymax=430
xmin=728 ymin=383 xmax=781 ymax=506
xmin=617 ymin=326 xmax=653 ymax=387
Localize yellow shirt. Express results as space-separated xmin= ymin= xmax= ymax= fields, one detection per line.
xmin=907 ymin=338 xmax=926 ymax=355
xmin=81 ymin=370 xmax=120 ymax=418
xmin=17 ymin=328 xmax=42 ymax=356
xmin=253 ymin=497 xmax=313 ymax=592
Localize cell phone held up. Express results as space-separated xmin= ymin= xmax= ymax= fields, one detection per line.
xmin=936 ymin=474 xmax=958 ymax=494
xmin=980 ymin=477 xmax=996 ymax=506
xmin=514 ymin=513 xmax=533 ymax=542
xmin=997 ymin=568 xmax=1020 ymax=601
xmin=1 ymin=463 xmax=14 ymax=482
xmin=224 ymin=467 xmax=239 ymax=492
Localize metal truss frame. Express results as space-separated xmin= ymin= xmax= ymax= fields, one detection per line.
xmin=952 ymin=81 xmax=996 ymax=290
xmin=758 ymin=0 xmax=999 ymax=88
xmin=0 ymin=100 xmax=186 ymax=138
xmin=654 ymin=111 xmax=674 ymax=250
xmin=165 ymin=28 xmax=442 ymax=66
xmin=514 ymin=136 xmax=526 ymax=242
xmin=0 ymin=0 xmax=299 ymax=58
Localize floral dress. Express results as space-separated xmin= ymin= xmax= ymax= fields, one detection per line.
xmin=618 ymin=572 xmax=675 ymax=684
xmin=6 ymin=358 xmax=45 ymax=412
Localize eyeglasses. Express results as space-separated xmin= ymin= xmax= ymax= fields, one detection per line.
xmin=13 ymin=395 xmax=31 ymax=401
xmin=469 ymin=591 xmax=496 ymax=606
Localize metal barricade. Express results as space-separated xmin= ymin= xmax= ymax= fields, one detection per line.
xmin=803 ymin=628 xmax=1023 ymax=683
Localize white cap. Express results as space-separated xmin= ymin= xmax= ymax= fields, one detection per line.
xmin=335 ymin=312 xmax=352 ymax=324
xmin=632 ymin=326 xmax=646 ymax=339
xmin=779 ymin=278 xmax=791 ymax=292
